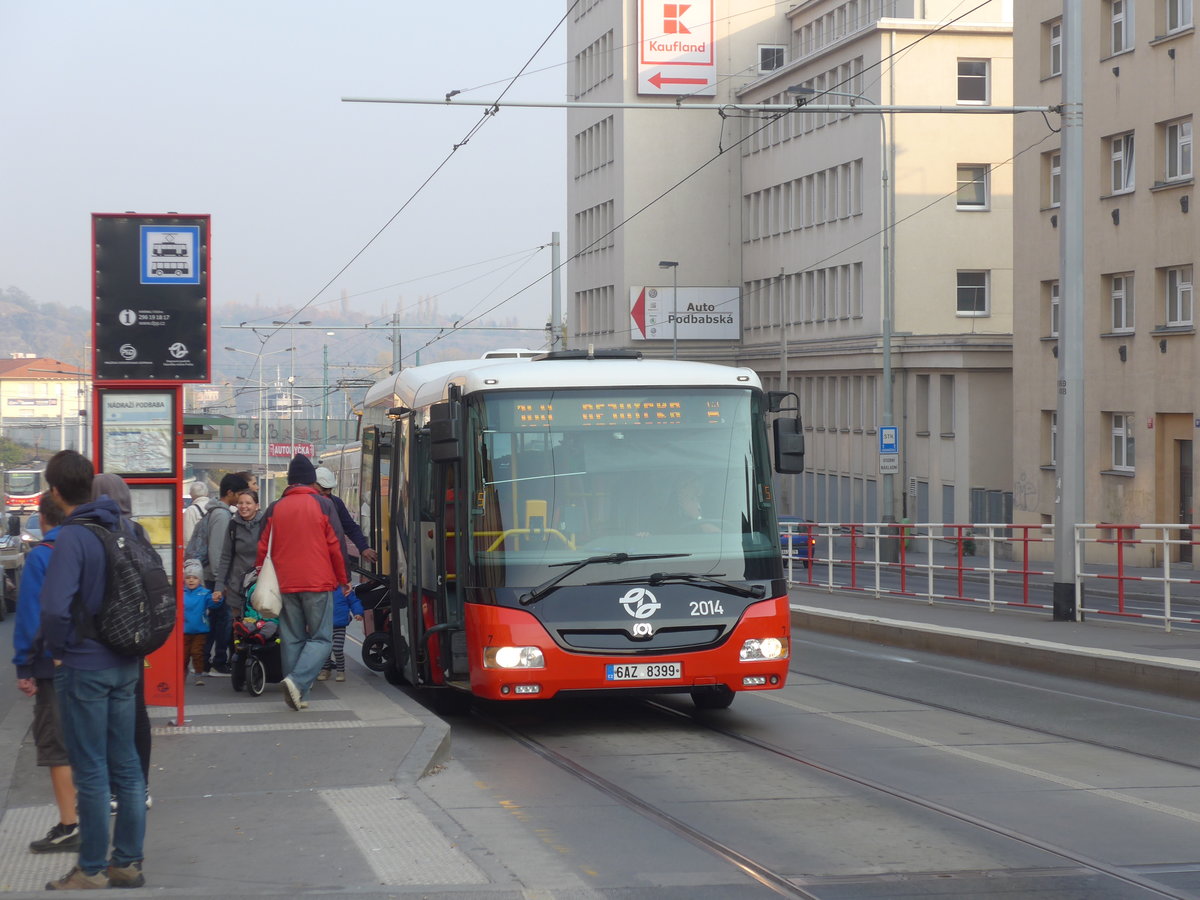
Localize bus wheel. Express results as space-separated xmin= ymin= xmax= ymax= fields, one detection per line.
xmin=690 ymin=685 xmax=735 ymax=710
xmin=361 ymin=632 xmax=391 ymax=671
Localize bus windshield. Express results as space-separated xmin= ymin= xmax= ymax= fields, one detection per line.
xmin=465 ymin=387 xmax=781 ymax=592
xmin=6 ymin=471 xmax=42 ymax=495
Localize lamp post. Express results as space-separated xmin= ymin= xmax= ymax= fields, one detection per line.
xmin=226 ymin=346 xmax=293 ymax=478
xmin=658 ymin=260 xmax=679 ymax=359
xmin=788 ymin=85 xmax=896 ymax=551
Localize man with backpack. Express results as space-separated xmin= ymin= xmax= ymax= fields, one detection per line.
xmin=187 ymin=473 xmax=247 ymax=674
xmin=37 ymin=450 xmax=147 ymax=890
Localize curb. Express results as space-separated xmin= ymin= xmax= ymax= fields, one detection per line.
xmin=791 ymin=605 xmax=1200 ymax=701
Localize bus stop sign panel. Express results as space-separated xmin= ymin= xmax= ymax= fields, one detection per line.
xmin=93 ymin=214 xmax=210 ymax=382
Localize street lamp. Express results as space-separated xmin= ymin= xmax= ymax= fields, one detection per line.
xmin=658 ymin=260 xmax=679 ymax=360
xmin=226 ymin=346 xmax=293 ymax=476
xmin=787 ymin=85 xmax=896 ymax=549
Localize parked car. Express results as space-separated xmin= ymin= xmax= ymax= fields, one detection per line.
xmin=779 ymin=517 xmax=816 ymax=569
xmin=0 ymin=533 xmax=21 ymax=616
xmin=20 ymin=512 xmax=42 ymax=553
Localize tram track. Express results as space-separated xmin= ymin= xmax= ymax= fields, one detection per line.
xmin=642 ymin=698 xmax=1198 ymax=900
xmin=471 ymin=694 xmax=1200 ymax=900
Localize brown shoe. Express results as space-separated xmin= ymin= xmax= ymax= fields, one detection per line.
xmin=46 ymin=865 xmax=108 ymax=889
xmin=106 ymin=861 xmax=145 ymax=889
xmin=334 ymin=671 xmax=346 ymax=682
xmin=316 ymin=669 xmax=330 ymax=681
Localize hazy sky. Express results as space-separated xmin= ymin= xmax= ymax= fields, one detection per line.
xmin=0 ymin=1 xmax=568 ymax=334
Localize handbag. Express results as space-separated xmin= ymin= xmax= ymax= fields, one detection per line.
xmin=252 ymin=529 xmax=283 ymax=617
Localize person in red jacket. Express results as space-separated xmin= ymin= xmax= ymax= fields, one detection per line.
xmin=255 ymin=454 xmax=349 ymax=711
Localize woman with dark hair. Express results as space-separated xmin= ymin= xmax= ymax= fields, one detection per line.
xmin=213 ymin=490 xmax=264 ymax=621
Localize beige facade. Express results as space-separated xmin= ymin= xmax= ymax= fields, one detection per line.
xmin=1013 ymin=2 xmax=1198 ymax=561
xmin=0 ymin=355 xmax=90 ymax=454
xmin=568 ymin=0 xmax=1016 ymax=525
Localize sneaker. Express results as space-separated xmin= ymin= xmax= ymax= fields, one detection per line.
xmin=316 ymin=669 xmax=331 ymax=681
xmin=193 ymin=677 xmax=205 ymax=686
xmin=30 ymin=822 xmax=80 ymax=854
xmin=207 ymin=668 xmax=230 ymax=677
xmin=145 ymin=789 xmax=153 ymax=810
xmin=281 ymin=675 xmax=302 ymax=711
xmin=334 ymin=671 xmax=346 ymax=682
xmin=46 ymin=865 xmax=107 ymax=889
xmin=109 ymin=795 xmax=118 ymax=815
xmin=106 ymin=861 xmax=145 ymax=889
xmin=299 ymin=700 xmax=309 ymax=709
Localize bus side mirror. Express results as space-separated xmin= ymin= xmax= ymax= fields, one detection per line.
xmin=767 ymin=390 xmax=790 ymax=413
xmin=773 ymin=417 xmax=805 ymax=474
xmin=429 ymin=400 xmax=462 ymax=462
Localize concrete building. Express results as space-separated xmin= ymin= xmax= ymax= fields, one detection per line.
xmin=1013 ymin=2 xmax=1197 ymax=562
xmin=567 ymin=0 xmax=1015 ymax=526
xmin=0 ymin=355 xmax=90 ymax=454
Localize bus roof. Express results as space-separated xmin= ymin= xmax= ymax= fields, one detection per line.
xmin=363 ymin=354 xmax=763 ymax=412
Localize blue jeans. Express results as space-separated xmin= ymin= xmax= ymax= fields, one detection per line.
xmin=54 ymin=660 xmax=146 ymax=874
xmin=205 ymin=601 xmax=232 ymax=669
xmin=279 ymin=591 xmax=333 ymax=698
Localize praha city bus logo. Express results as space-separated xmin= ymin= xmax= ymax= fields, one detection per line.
xmin=618 ymin=588 xmax=660 ymax=619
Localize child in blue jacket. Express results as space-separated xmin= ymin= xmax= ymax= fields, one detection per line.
xmin=317 ymin=585 xmax=363 ymax=683
xmin=183 ymin=559 xmax=220 ymax=686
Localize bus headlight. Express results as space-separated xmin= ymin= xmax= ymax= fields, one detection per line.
xmin=484 ymin=646 xmax=546 ymax=669
xmin=740 ymin=637 xmax=787 ymax=661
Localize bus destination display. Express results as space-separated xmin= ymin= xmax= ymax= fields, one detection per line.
xmin=512 ymin=397 xmax=723 ymax=428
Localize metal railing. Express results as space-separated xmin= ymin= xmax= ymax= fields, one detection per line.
xmin=780 ymin=521 xmax=1200 ymax=632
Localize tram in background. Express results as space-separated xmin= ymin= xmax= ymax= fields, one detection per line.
xmin=356 ymin=349 xmax=805 ymax=710
xmin=4 ymin=464 xmax=46 ymax=514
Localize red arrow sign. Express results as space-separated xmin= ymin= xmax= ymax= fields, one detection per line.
xmin=631 ymin=288 xmax=647 ymax=338
xmin=648 ymin=71 xmax=709 ymax=90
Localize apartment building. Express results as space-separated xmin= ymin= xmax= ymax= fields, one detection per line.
xmin=568 ymin=1 xmax=1016 ymax=525
xmin=1013 ymin=2 xmax=1197 ymax=561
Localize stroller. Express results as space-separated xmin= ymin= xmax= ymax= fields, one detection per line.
xmin=230 ymin=602 xmax=283 ymax=696
xmin=356 ymin=573 xmax=394 ymax=672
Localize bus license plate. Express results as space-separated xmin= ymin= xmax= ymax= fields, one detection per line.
xmin=605 ymin=662 xmax=682 ymax=681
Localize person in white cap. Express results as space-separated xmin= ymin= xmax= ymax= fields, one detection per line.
xmin=314 ymin=467 xmax=377 ymax=565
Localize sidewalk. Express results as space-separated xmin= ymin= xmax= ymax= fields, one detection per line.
xmin=0 ymin=670 xmax=486 ymax=896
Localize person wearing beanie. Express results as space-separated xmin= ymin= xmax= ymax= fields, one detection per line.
xmin=314 ymin=467 xmax=377 ymax=565
xmin=257 ymin=455 xmax=349 ymax=711
xmin=287 ymin=453 xmax=317 ymax=486
xmin=182 ymin=559 xmax=218 ymax=687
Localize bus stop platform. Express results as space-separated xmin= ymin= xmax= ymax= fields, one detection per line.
xmin=790 ymin=585 xmax=1200 ymax=701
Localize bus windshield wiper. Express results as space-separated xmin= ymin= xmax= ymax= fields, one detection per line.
xmin=519 ymin=552 xmax=690 ymax=606
xmin=593 ymin=572 xmax=766 ymax=599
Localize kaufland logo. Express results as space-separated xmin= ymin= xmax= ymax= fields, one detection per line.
xmin=664 ymin=3 xmax=690 ymax=33
xmin=651 ymin=3 xmax=706 ymax=53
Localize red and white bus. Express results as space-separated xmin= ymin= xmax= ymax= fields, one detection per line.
xmin=357 ymin=349 xmax=805 ymax=710
xmin=4 ymin=465 xmax=46 ymax=514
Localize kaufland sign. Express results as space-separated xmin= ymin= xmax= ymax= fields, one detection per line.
xmin=638 ymin=1 xmax=716 ymax=96
xmin=630 ymin=286 xmax=741 ymax=341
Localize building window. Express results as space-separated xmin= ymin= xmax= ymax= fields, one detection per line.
xmin=1110 ymin=0 xmax=1132 ymax=53
xmin=1046 ymin=151 xmax=1062 ymax=207
xmin=957 ymin=59 xmax=989 ymax=104
xmin=1049 ymin=280 xmax=1060 ymax=337
xmin=1165 ymin=265 xmax=1193 ymax=326
xmin=1048 ymin=410 xmax=1058 ymax=466
xmin=1166 ymin=0 xmax=1193 ymax=33
xmin=1047 ymin=19 xmax=1063 ymax=76
xmin=956 ymin=270 xmax=990 ymax=316
xmin=759 ymin=45 xmax=785 ymax=73
xmin=1163 ymin=118 xmax=1193 ymax=182
xmin=1110 ymin=132 xmax=1135 ymax=193
xmin=939 ymin=374 xmax=955 ymax=436
xmin=1110 ymin=273 xmax=1134 ymax=332
xmin=1111 ymin=413 xmax=1135 ymax=471
xmin=956 ymin=164 xmax=989 ymax=209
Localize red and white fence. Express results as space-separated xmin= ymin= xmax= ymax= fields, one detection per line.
xmin=780 ymin=521 xmax=1200 ymax=632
